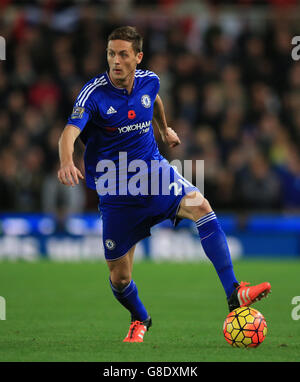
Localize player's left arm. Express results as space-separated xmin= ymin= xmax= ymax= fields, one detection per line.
xmin=153 ymin=94 xmax=181 ymax=148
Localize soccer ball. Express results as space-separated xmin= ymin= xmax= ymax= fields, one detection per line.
xmin=223 ymin=307 xmax=267 ymax=348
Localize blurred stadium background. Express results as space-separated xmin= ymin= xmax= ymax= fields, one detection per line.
xmin=0 ymin=0 xmax=300 ymax=262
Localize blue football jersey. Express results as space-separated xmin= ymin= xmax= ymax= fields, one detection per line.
xmin=67 ymin=69 xmax=164 ymax=191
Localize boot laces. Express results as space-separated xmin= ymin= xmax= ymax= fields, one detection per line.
xmin=238 ymin=281 xmax=250 ymax=289
xmin=129 ymin=321 xmax=143 ymax=339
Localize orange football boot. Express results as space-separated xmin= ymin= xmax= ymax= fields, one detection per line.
xmin=228 ymin=281 xmax=271 ymax=312
xmin=123 ymin=317 xmax=152 ymax=343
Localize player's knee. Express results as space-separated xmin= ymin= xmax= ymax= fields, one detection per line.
xmin=110 ymin=274 xmax=132 ymax=291
xmin=190 ymin=197 xmax=212 ymax=221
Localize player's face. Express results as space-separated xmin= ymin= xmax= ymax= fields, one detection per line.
xmin=107 ymin=40 xmax=143 ymax=85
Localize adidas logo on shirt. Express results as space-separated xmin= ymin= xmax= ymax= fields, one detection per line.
xmin=107 ymin=106 xmax=117 ymax=114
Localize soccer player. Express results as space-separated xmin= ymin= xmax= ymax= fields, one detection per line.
xmin=58 ymin=26 xmax=271 ymax=343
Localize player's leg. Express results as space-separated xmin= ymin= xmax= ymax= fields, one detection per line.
xmin=177 ymin=191 xmax=239 ymax=299
xmin=107 ymin=246 xmax=151 ymax=342
xmin=177 ymin=191 xmax=271 ymax=311
xmin=108 ymin=244 xmax=135 ymax=292
xmin=99 ymin=195 xmax=154 ymax=342
xmin=107 ymin=244 xmax=148 ymax=321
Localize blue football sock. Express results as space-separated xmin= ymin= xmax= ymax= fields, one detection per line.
xmin=109 ymin=278 xmax=149 ymax=322
xmin=196 ymin=211 xmax=238 ymax=299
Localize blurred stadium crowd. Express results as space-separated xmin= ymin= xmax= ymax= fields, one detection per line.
xmin=0 ymin=0 xmax=300 ymax=219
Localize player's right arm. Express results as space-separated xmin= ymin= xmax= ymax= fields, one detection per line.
xmin=58 ymin=124 xmax=84 ymax=187
xmin=59 ymin=77 xmax=99 ymax=186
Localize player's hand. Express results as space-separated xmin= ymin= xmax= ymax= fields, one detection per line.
xmin=161 ymin=127 xmax=181 ymax=148
xmin=57 ymin=163 xmax=84 ymax=187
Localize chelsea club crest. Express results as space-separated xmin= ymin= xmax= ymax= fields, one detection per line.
xmin=105 ymin=239 xmax=116 ymax=250
xmin=141 ymin=94 xmax=151 ymax=108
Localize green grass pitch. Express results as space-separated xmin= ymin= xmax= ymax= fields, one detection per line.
xmin=0 ymin=258 xmax=299 ymax=362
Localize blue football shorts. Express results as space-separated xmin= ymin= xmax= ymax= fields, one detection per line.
xmin=98 ymin=159 xmax=199 ymax=261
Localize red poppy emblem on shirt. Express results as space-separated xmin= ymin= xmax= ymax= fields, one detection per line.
xmin=128 ymin=110 xmax=136 ymax=119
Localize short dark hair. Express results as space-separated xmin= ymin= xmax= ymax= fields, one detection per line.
xmin=107 ymin=26 xmax=143 ymax=54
